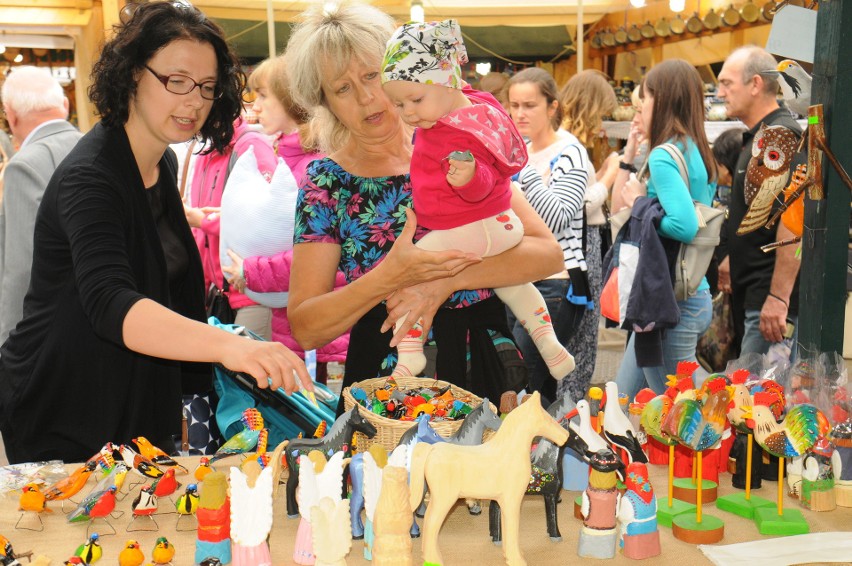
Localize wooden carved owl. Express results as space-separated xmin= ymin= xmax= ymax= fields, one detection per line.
xmin=737 ymin=123 xmax=800 ymax=235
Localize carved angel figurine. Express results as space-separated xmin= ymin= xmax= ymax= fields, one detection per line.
xmin=295 ymin=451 xmax=350 ymax=565
xmin=312 ymin=497 xmax=352 ymax=566
xmin=230 ymin=460 xmax=273 ymax=566
xmin=363 ymin=445 xmax=408 ymax=560
xmin=372 ymin=465 xmax=414 ymax=566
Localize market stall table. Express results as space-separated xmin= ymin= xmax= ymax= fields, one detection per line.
xmin=0 ymin=457 xmax=850 ymax=564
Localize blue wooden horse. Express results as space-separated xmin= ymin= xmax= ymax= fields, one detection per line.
xmin=285 ymin=406 xmax=377 ymax=518
xmin=488 ymin=394 xmax=622 ymax=543
xmin=350 ymin=399 xmax=502 ymax=539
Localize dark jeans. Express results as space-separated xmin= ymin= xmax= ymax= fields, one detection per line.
xmin=507 ymin=278 xmax=584 ymax=404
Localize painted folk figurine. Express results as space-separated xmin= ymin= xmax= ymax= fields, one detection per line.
xmin=295 ymin=451 xmax=350 ymax=565
xmin=195 ymin=471 xmax=231 ymax=565
xmin=312 ymin=497 xmax=353 ymax=566
xmin=579 ymin=467 xmax=619 ymax=559
xmin=800 ymin=436 xmax=836 ymax=511
xmin=409 ymin=391 xmax=568 ymax=566
xmin=230 ymin=460 xmax=274 ymax=565
xmin=372 ymin=465 xmax=413 ymax=566
xmin=616 ymin=463 xmax=661 ymax=560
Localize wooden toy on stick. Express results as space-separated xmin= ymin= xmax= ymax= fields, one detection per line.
xmin=409 ymin=391 xmax=568 ymax=566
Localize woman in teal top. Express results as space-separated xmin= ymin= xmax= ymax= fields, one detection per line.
xmin=612 ymin=59 xmax=717 ymax=399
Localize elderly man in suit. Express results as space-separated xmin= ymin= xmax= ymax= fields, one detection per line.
xmin=0 ymin=66 xmax=82 ymax=345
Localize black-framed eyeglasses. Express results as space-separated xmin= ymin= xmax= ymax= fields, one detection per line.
xmin=144 ymin=65 xmax=221 ymax=100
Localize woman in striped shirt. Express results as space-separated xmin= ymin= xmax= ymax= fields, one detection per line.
xmin=507 ymin=67 xmax=594 ymax=403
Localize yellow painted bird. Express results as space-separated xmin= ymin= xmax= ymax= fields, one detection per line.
xmin=151 ymin=537 xmax=175 ymax=564
xmin=133 ymin=436 xmax=188 ymax=474
xmin=75 ymin=533 xmax=102 ymax=564
xmin=193 ymin=457 xmax=213 ymax=483
xmin=175 ymin=483 xmax=199 ymax=515
xmin=118 ymin=540 xmax=145 ymax=566
xmin=19 ymin=482 xmax=51 ymax=514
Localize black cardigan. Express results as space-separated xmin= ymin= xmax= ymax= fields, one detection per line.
xmin=0 ymin=123 xmax=209 ymax=463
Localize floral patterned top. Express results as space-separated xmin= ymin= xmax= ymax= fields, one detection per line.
xmin=295 ymin=157 xmax=491 ymax=308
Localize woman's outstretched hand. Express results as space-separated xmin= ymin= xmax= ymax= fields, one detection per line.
xmin=220 ymin=335 xmax=313 ymax=394
xmin=381 ymin=278 xmax=453 ymax=346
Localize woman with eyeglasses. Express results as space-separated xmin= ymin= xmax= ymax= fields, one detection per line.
xmin=0 ymin=1 xmax=311 ymax=464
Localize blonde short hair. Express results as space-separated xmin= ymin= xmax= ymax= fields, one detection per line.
xmin=249 ymin=55 xmax=317 ymax=151
xmin=285 ymin=2 xmax=396 ymax=152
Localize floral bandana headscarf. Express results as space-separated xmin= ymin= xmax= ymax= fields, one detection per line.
xmin=382 ymin=19 xmax=468 ymax=89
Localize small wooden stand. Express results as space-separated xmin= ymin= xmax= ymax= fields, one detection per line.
xmin=657 ymin=444 xmax=696 ymax=528
xmin=671 ymin=451 xmax=724 ymax=544
xmin=753 ymin=457 xmax=809 ymax=536
xmin=835 ymin=483 xmax=852 ymax=507
xmin=716 ymin=433 xmax=774 ymax=518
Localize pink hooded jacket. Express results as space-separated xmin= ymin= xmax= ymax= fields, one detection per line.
xmin=242 ymin=249 xmax=349 ymax=362
xmin=189 ymin=119 xmax=277 ymax=309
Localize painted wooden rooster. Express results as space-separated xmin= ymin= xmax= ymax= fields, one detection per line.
xmin=726 ymin=369 xmax=754 ymax=434
xmin=662 ymin=376 xmax=731 ymax=451
xmin=743 ymin=392 xmax=830 ymax=458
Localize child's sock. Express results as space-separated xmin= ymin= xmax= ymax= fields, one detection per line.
xmin=391 ymin=320 xmax=427 ymax=377
xmin=529 ymin=324 xmax=575 ymax=380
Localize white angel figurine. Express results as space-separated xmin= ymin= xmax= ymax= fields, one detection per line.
xmin=230 ymin=460 xmax=273 ymax=566
xmin=295 ymin=451 xmax=350 ymax=565
xmin=312 ymin=496 xmax=353 ymax=566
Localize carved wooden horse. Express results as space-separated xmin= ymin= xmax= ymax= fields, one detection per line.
xmin=409 ymin=391 xmax=568 ymax=566
xmin=285 ymin=406 xmax=377 ymax=518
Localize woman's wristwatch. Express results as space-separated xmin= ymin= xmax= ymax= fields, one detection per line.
xmin=619 ymin=161 xmax=637 ymax=173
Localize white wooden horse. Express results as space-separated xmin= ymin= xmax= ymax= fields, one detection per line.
xmin=409 ymin=391 xmax=568 ymax=566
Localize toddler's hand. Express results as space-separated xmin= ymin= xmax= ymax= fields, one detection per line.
xmin=447 ymin=157 xmax=475 ymax=187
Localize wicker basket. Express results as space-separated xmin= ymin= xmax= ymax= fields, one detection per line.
xmin=342 ymin=376 xmax=495 ymax=451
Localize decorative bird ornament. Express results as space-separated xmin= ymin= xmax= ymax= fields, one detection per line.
xmin=743 ymin=393 xmax=830 ymax=458
xmin=75 ymin=533 xmax=102 ymax=564
xmin=133 ymin=437 xmax=188 ymax=475
xmin=45 ymin=460 xmax=98 ymax=503
xmin=120 ymin=445 xmax=165 ymax=480
xmin=68 ymin=485 xmax=117 ymax=524
xmin=118 ymin=540 xmax=145 ymax=566
xmin=209 ymin=408 xmax=265 ymax=464
xmin=174 ymin=483 xmax=199 ymax=532
xmin=130 ymin=484 xmax=158 ymax=517
xmin=565 ymin=399 xmax=612 ymax=458
xmin=151 ymin=468 xmax=180 ymax=499
xmin=738 ymin=123 xmax=800 ymax=235
xmin=776 ymin=59 xmax=812 ymax=118
xmin=662 ymin=376 xmax=732 ymax=451
xmin=18 ymin=483 xmax=51 ymax=514
xmin=193 ymin=457 xmax=213 ymax=483
xmin=726 ymin=369 xmax=755 ymax=433
xmin=150 ymin=537 xmax=175 ymax=565
xmin=602 ymin=381 xmax=648 ymax=464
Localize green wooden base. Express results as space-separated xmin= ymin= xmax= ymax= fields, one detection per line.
xmin=753 ymin=506 xmax=810 ymax=536
xmin=656 ymin=496 xmax=696 ymax=528
xmin=672 ymin=477 xmax=719 ymax=504
xmin=715 ymin=492 xmax=775 ymax=519
xmin=672 ymin=513 xmax=725 ymax=544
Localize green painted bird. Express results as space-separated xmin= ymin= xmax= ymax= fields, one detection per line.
xmin=151 ymin=537 xmax=175 ymax=565
xmin=75 ymin=533 xmax=102 ymax=564
xmin=743 ymin=393 xmax=830 ymax=458
xmin=209 ymin=408 xmax=265 ymax=464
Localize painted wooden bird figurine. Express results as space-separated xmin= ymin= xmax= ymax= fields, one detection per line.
xmin=777 ymin=59 xmax=812 ymax=118
xmin=131 ymin=485 xmax=158 ymax=516
xmin=209 ymin=407 xmax=265 ymax=464
xmin=662 ymin=376 xmax=732 ymax=451
xmin=19 ymin=482 xmax=51 ymax=514
xmin=133 ymin=436 xmax=188 ymax=475
xmin=743 ymin=393 xmax=830 ymax=458
xmin=150 ymin=537 xmax=175 ymax=565
xmin=193 ymin=457 xmax=213 ymax=483
xmin=120 ymin=445 xmax=165 ymax=480
xmin=68 ymin=485 xmax=117 ymax=523
xmin=45 ymin=460 xmax=98 ymax=503
xmin=151 ymin=468 xmax=180 ymax=498
xmin=564 ymin=399 xmax=612 ymax=458
xmin=602 ymin=381 xmax=648 ymax=464
xmin=726 ymin=369 xmax=754 ymax=433
xmin=75 ymin=533 xmax=102 ymax=564
xmin=118 ymin=540 xmax=145 ymax=566
xmin=175 ymin=483 xmax=199 ymax=515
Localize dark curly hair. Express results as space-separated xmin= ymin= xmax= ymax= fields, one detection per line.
xmin=88 ymin=1 xmax=244 ymax=154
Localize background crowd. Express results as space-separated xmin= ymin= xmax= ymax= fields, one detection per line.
xmin=0 ymin=0 xmax=803 ymax=463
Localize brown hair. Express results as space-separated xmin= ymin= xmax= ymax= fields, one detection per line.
xmin=559 ymin=70 xmax=617 ymax=148
xmin=249 ymin=56 xmax=317 ymax=152
xmin=506 ymin=66 xmax=562 ymax=131
xmin=641 ymin=59 xmax=717 ymax=182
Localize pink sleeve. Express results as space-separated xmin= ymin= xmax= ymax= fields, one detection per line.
xmin=200 ymin=213 xmax=220 ymax=238
xmin=243 ymin=249 xmax=293 ymax=293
